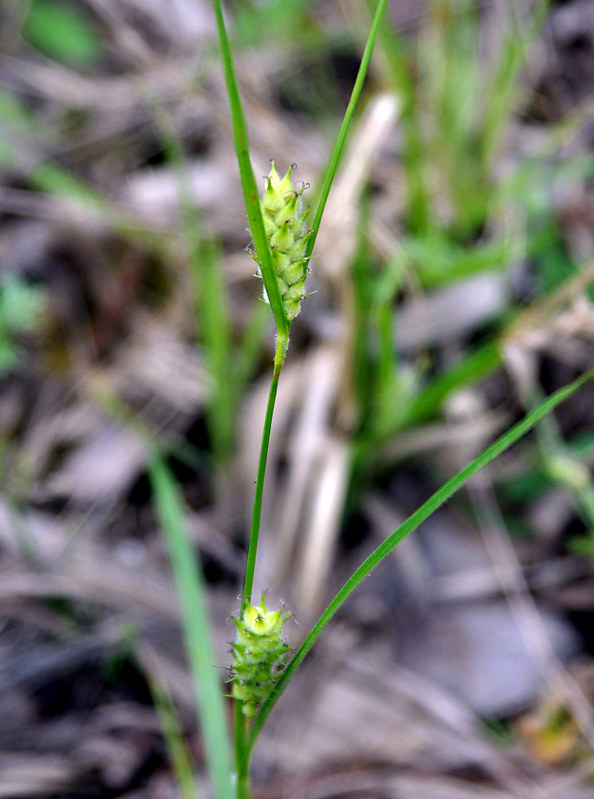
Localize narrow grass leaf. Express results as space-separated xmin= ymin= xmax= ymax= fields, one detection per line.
xmin=210 ymin=0 xmax=288 ymax=340
xmin=247 ymin=369 xmax=593 ymax=754
xmin=306 ymin=0 xmax=388 ymax=262
xmin=148 ymin=455 xmax=233 ymax=799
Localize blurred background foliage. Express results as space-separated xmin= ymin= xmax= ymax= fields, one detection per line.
xmin=1 ymin=0 xmax=594 ymax=797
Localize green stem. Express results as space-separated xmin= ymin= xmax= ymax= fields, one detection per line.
xmin=234 ymin=332 xmax=288 ymax=796
xmin=235 ymin=712 xmax=251 ymax=799
xmin=234 ymin=701 xmax=247 ymax=799
xmin=241 ymin=333 xmax=288 ymax=609
xmin=234 ymin=699 xmax=244 ymax=763
xmin=236 ymin=772 xmax=250 ymax=799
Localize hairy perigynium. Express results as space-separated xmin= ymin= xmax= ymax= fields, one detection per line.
xmin=230 ymin=595 xmax=291 ymax=718
xmin=255 ymin=162 xmax=311 ymax=321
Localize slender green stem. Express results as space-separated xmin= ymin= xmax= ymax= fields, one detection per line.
xmin=234 ymin=700 xmax=244 ymax=766
xmin=243 ymin=369 xmax=593 ymax=761
xmin=235 ymin=712 xmax=251 ymax=799
xmin=234 ymin=701 xmax=248 ymax=799
xmin=305 ymin=0 xmax=388 ymax=262
xmin=233 ymin=333 xmax=288 ymax=797
xmin=241 ymin=333 xmax=288 ymax=609
xmin=236 ymin=772 xmax=250 ymax=799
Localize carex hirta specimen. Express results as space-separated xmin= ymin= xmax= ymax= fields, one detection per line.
xmin=230 ymin=162 xmax=308 ymax=719
xmin=200 ymin=4 xmax=591 ymax=799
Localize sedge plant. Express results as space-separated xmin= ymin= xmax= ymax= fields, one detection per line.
xmin=149 ymin=2 xmax=594 ymax=798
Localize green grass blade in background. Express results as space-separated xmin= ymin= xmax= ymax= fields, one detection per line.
xmin=235 ymin=0 xmax=316 ymax=46
xmin=350 ymin=339 xmax=502 ymax=480
xmin=23 ymin=0 xmax=103 ymax=67
xmin=150 ymin=101 xmax=267 ymax=465
xmin=398 ymin=340 xmax=503 ymax=429
xmin=247 ymin=369 xmax=594 ymax=754
xmin=306 ymin=0 xmax=388 ymax=262
xmin=210 ymin=0 xmax=289 ymax=344
xmin=147 ymin=670 xmax=201 ymax=799
xmin=192 ymin=238 xmax=236 ymax=462
xmin=372 ymin=4 xmax=431 ymax=235
xmin=481 ymin=0 xmax=550 ymax=171
xmin=148 ymin=455 xmax=233 ymax=799
xmin=32 ymin=163 xmax=108 ymax=213
xmin=234 ymin=301 xmax=271 ymax=391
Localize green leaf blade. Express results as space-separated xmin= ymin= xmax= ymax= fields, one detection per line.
xmin=247 ymin=369 xmax=594 ymax=755
xmin=306 ymin=0 xmax=388 ymax=262
xmin=210 ymin=0 xmax=289 ymax=341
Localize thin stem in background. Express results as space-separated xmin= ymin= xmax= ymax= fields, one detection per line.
xmin=244 ymin=369 xmax=593 ymax=760
xmin=146 ymin=669 xmax=200 ymax=799
xmin=305 ymin=0 xmax=388 ymax=262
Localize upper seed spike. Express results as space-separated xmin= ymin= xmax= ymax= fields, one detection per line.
xmin=254 ymin=162 xmax=312 ymax=321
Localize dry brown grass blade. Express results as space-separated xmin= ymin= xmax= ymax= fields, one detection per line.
xmin=0 ymin=755 xmax=82 ymax=798
xmin=0 ymin=561 xmax=179 ymax=619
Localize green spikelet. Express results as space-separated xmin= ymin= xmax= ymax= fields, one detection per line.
xmin=230 ymin=594 xmax=291 ymax=718
xmin=256 ymin=162 xmax=311 ymax=321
